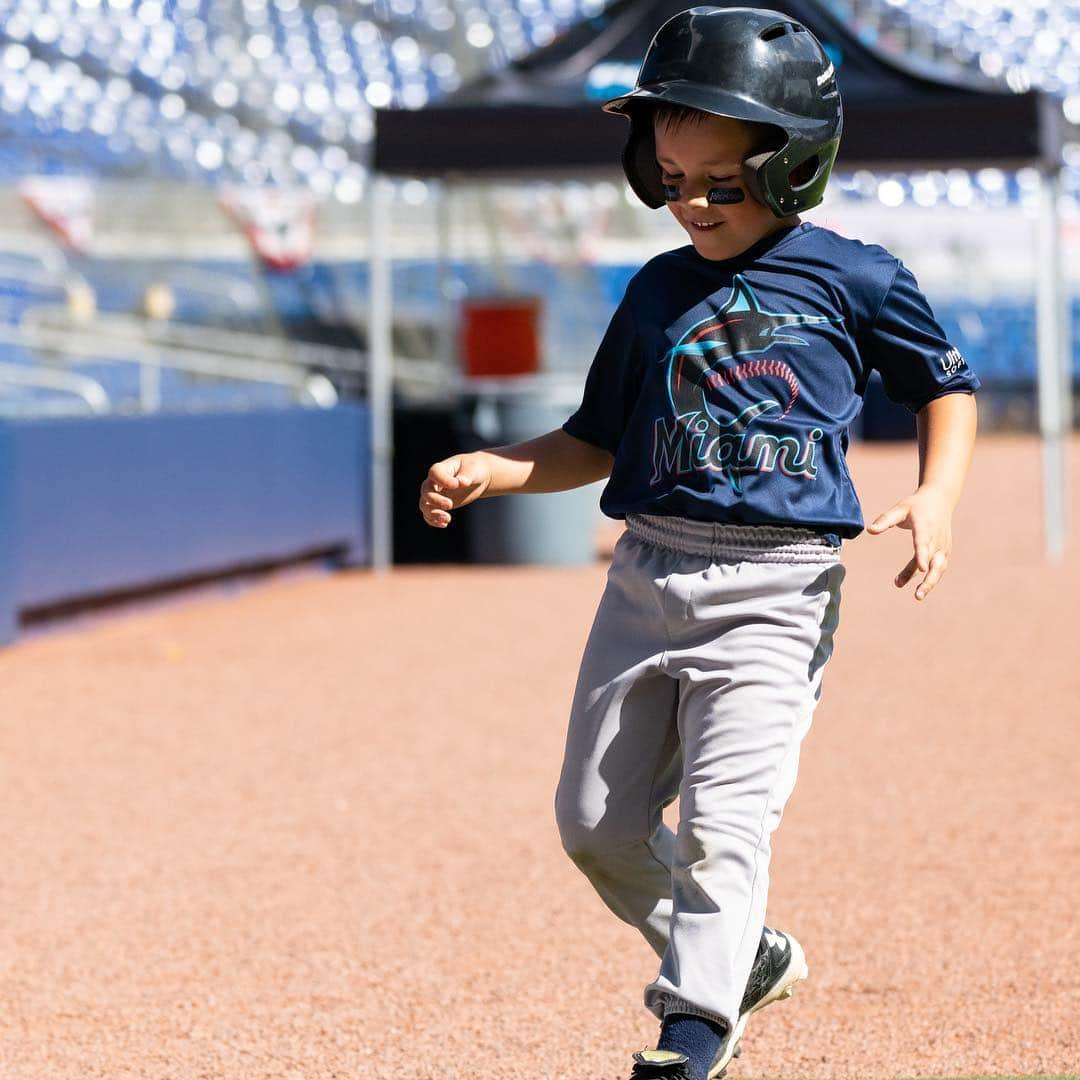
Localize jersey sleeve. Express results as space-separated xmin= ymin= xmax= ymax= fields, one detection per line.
xmin=561 ymin=292 xmax=643 ymax=455
xmin=864 ymin=260 xmax=982 ymax=413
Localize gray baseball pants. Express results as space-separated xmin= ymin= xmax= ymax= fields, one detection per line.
xmin=554 ymin=511 xmax=845 ymax=1034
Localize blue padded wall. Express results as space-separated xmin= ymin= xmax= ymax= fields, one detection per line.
xmin=0 ymin=403 xmax=370 ymax=644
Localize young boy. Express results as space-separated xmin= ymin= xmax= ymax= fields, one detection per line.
xmin=418 ymin=8 xmax=980 ymax=1079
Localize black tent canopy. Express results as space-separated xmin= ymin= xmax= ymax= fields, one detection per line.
xmin=373 ymin=0 xmax=1062 ymax=175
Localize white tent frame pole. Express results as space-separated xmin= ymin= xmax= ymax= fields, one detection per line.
xmin=1035 ymin=165 xmax=1068 ymax=560
xmin=435 ymin=179 xmax=455 ymax=369
xmin=368 ymin=175 xmax=393 ymax=572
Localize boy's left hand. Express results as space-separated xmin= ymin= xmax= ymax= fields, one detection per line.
xmin=865 ymin=484 xmax=953 ymax=602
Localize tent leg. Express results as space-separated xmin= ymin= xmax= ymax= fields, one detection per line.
xmin=1035 ymin=165 xmax=1068 ymax=560
xmin=436 ymin=180 xmax=456 ymax=370
xmin=369 ymin=175 xmax=393 ymax=572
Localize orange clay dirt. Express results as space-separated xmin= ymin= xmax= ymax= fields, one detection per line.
xmin=0 ymin=432 xmax=1077 ymax=1080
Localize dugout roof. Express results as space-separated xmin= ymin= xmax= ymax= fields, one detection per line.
xmin=371 ymin=0 xmax=1062 ymax=177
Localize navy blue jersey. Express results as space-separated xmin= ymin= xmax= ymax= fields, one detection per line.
xmin=561 ymin=221 xmax=981 ymax=547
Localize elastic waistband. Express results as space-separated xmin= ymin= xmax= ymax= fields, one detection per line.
xmin=625 ymin=513 xmax=841 ymax=565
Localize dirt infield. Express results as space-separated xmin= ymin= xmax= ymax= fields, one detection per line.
xmin=0 ymin=432 xmax=1077 ymax=1079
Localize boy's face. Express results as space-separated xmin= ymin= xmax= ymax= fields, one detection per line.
xmin=653 ymin=111 xmax=799 ymax=260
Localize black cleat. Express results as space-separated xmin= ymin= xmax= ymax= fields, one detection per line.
xmin=707 ymin=927 xmax=809 ymax=1078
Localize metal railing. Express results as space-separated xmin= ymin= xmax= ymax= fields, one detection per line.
xmin=0 ymin=361 xmax=110 ymax=414
xmin=0 ymin=312 xmax=341 ymax=411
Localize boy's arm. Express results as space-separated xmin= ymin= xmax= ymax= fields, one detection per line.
xmin=475 ymin=428 xmax=615 ymax=495
xmin=419 ymin=428 xmax=613 ymax=528
xmin=915 ymin=391 xmax=978 ymax=501
xmin=865 ymin=391 xmax=978 ymax=602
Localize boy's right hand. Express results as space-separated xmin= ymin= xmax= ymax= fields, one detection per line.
xmin=419 ymin=453 xmax=493 ymax=528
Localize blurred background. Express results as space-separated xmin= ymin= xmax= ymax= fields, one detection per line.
xmin=0 ymin=0 xmax=1077 ymax=642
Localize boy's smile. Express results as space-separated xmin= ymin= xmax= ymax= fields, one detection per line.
xmin=653 ymin=111 xmax=800 ymax=260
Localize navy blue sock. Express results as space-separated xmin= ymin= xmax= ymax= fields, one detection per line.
xmin=656 ymin=1013 xmax=728 ymax=1080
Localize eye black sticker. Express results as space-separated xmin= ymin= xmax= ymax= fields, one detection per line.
xmin=708 ymin=187 xmax=744 ymax=204
xmin=663 ymin=184 xmax=745 ymax=204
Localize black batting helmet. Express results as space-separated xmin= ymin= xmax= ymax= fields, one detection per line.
xmin=603 ymin=6 xmax=843 ymax=217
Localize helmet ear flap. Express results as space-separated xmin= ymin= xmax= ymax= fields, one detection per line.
xmin=622 ymin=113 xmax=666 ymax=209
xmin=744 ymin=138 xmax=841 ymax=216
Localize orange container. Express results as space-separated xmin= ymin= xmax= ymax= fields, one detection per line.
xmin=459 ymin=296 xmax=542 ymax=377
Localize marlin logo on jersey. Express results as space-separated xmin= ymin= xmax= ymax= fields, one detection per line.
xmin=651 ymin=275 xmax=836 ymax=493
